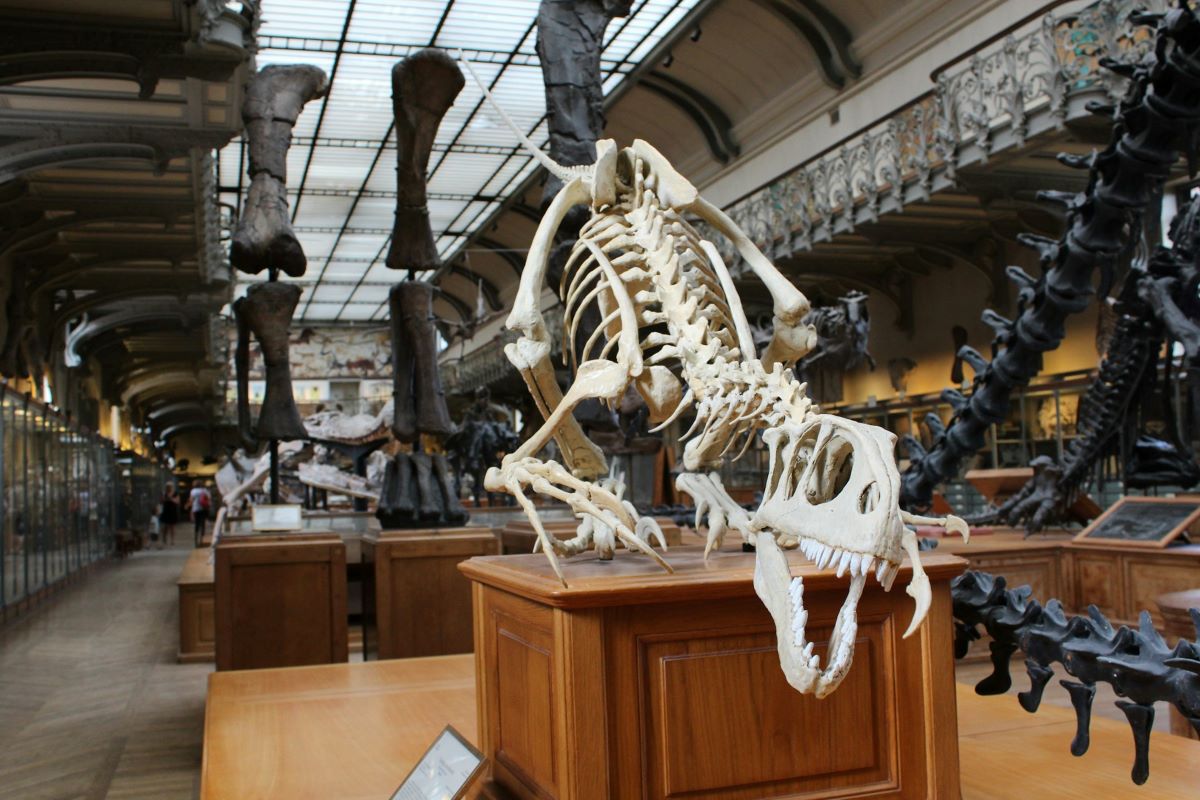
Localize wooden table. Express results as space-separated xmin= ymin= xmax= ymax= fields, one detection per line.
xmin=201 ymin=656 xmax=1200 ymax=799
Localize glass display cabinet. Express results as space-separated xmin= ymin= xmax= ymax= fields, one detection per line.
xmin=0 ymin=386 xmax=129 ymax=615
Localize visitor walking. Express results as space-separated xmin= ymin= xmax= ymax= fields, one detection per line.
xmin=158 ymin=484 xmax=180 ymax=547
xmin=189 ymin=482 xmax=212 ymax=547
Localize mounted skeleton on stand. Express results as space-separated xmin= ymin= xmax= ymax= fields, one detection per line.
xmin=462 ymin=59 xmax=966 ymax=698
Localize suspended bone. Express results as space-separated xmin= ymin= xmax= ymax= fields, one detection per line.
xmin=231 ymin=65 xmax=329 ymax=277
xmin=386 ymin=49 xmax=464 ymax=276
xmin=389 ymin=282 xmax=454 ymax=441
xmin=236 ymin=282 xmax=307 ymax=441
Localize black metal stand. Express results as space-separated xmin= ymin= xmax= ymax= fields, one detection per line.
xmin=269 ymin=438 xmax=280 ymax=504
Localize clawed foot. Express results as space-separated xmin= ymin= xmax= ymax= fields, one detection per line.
xmin=676 ymin=471 xmax=753 ymax=557
xmin=485 ymin=458 xmax=672 ymax=586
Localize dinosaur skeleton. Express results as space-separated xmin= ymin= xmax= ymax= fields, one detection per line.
xmin=953 ymin=570 xmax=1200 ymax=785
xmin=900 ymin=5 xmax=1200 ymax=510
xmin=463 ymin=59 xmax=966 ymax=697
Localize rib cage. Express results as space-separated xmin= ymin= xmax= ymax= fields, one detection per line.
xmin=557 ymin=170 xmax=811 ymax=468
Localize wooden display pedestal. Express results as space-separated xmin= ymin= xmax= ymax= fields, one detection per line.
xmin=362 ymin=526 xmax=499 ymax=660
xmin=214 ymin=531 xmax=348 ymax=671
xmin=177 ymin=548 xmax=215 ymax=663
xmin=461 ymin=546 xmax=966 ymax=799
xmin=499 ymin=516 xmax=682 ymax=554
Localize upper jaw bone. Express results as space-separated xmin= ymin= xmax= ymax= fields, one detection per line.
xmin=753 ymin=530 xmax=868 ymax=698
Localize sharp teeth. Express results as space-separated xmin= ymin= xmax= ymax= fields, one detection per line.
xmin=861 ymin=555 xmax=874 ymax=577
xmin=876 ymin=559 xmax=889 ymax=584
xmin=802 ymin=642 xmax=814 ymax=660
xmin=883 ymin=564 xmax=899 ymax=591
xmin=849 ymin=554 xmax=862 ymax=577
xmin=817 ymin=545 xmax=834 ymax=570
xmin=835 ymin=550 xmax=852 ymax=578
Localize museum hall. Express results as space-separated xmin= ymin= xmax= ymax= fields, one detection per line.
xmin=0 ymin=0 xmax=1198 ymax=797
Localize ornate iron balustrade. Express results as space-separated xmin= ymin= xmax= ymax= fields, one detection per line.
xmin=708 ymin=0 xmax=1163 ymax=272
xmin=440 ymin=305 xmax=566 ymax=395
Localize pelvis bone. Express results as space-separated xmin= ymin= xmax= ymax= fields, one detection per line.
xmin=462 ymin=47 xmax=966 ymax=700
xmin=231 ymin=65 xmax=329 ymax=277
xmin=233 ymin=282 xmax=307 ymax=443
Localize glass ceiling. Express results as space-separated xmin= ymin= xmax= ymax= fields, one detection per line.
xmin=218 ymin=0 xmax=701 ymax=323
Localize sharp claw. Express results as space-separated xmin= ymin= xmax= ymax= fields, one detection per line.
xmin=900 ymin=529 xmax=931 ymax=638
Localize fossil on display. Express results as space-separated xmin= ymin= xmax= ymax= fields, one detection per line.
xmin=230 ymin=64 xmax=328 ymax=449
xmin=463 ymin=60 xmax=966 ymax=697
xmin=444 ymin=389 xmax=520 ymax=506
xmin=973 ymin=187 xmax=1200 ymax=533
xmin=375 ymin=451 xmax=469 ymax=527
xmin=230 ymin=65 xmax=329 ymax=277
xmin=952 ymin=570 xmax=1200 ymax=784
xmin=233 ymin=282 xmax=307 ymax=443
xmin=374 ymin=49 xmax=468 ymax=528
xmin=900 ymin=7 xmax=1200 ymax=511
xmin=795 ymin=290 xmax=875 ymax=405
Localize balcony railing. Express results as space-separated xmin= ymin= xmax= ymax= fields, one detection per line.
xmin=706 ymin=0 xmax=1163 ymax=271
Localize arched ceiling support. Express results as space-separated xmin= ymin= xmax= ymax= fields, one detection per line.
xmin=0 ymin=211 xmax=180 ymax=261
xmin=749 ymin=0 xmax=861 ymax=89
xmin=53 ymin=286 xmax=227 ymax=333
xmin=65 ymin=308 xmax=192 ymax=367
xmin=147 ymin=400 xmax=207 ymax=422
xmin=640 ymin=71 xmax=740 ymax=164
xmin=119 ymin=367 xmax=218 ymax=407
xmin=475 ymin=236 xmax=524 ymax=278
xmin=159 ymin=420 xmax=210 ymax=441
xmin=447 ymin=264 xmax=501 ymax=311
xmin=28 ymin=250 xmax=197 ymax=292
xmin=432 ymin=287 xmax=473 ymax=323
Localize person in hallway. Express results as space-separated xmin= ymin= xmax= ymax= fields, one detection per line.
xmin=189 ymin=482 xmax=211 ymax=547
xmin=158 ymin=483 xmax=180 ymax=547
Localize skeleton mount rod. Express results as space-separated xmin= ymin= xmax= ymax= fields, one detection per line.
xmin=900 ymin=5 xmax=1200 ymax=509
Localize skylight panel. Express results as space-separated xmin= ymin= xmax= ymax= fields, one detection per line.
xmin=226 ymin=0 xmax=700 ymax=321
xmin=435 ymin=0 xmax=538 ymax=52
xmin=338 ymin=304 xmax=378 ymax=321
xmin=311 ymin=284 xmax=354 ymax=303
xmin=347 ymin=0 xmax=445 ymax=46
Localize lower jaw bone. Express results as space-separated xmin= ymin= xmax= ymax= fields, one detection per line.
xmin=753 ymin=531 xmax=867 ymax=698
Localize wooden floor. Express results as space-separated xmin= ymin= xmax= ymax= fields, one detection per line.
xmin=0 ymin=544 xmax=213 ymax=799
xmin=0 ymin=546 xmax=1177 ymax=798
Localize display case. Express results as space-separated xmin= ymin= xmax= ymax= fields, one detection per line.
xmin=1 ymin=387 xmax=126 ymax=618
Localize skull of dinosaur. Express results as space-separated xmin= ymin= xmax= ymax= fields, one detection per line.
xmin=751 ymin=414 xmax=928 ymax=697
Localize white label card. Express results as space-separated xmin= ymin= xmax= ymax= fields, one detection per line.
xmin=390 ymin=726 xmax=484 ymax=800
xmin=251 ymin=504 xmax=303 ymax=531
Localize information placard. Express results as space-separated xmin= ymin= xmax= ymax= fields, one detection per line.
xmin=390 ymin=725 xmax=484 ymax=800
xmin=1073 ymin=496 xmax=1200 ymax=548
xmin=251 ymin=504 xmax=303 ymax=531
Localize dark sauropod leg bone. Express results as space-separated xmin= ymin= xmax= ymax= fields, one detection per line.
xmin=232 ymin=65 xmax=329 ymax=277
xmin=411 ymin=452 xmax=441 ymax=522
xmin=392 ymin=282 xmax=454 ymax=438
xmin=233 ymin=296 xmax=255 ymax=448
xmin=389 ymin=285 xmax=417 ymax=443
xmin=240 ymin=282 xmax=307 ymax=440
xmin=433 ymin=453 xmax=468 ymax=525
xmin=386 ymin=49 xmax=464 ymax=275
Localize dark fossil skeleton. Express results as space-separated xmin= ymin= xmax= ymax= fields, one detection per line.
xmin=952 ymin=570 xmax=1200 ymax=784
xmin=901 ymin=4 xmax=1200 ymax=511
xmin=231 ymin=65 xmax=329 ymax=448
xmin=972 ymin=196 xmax=1200 ymax=532
xmin=375 ymin=49 xmax=470 ymax=529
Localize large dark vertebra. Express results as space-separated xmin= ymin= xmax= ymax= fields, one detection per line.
xmin=233 ymin=282 xmax=307 ymax=442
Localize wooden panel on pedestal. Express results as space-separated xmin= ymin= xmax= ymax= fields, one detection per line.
xmin=464 ymin=546 xmax=965 ymax=800
xmin=178 ymin=547 xmax=215 ymax=663
xmin=363 ymin=526 xmax=500 ymax=660
xmin=214 ymin=532 xmax=348 ymax=671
